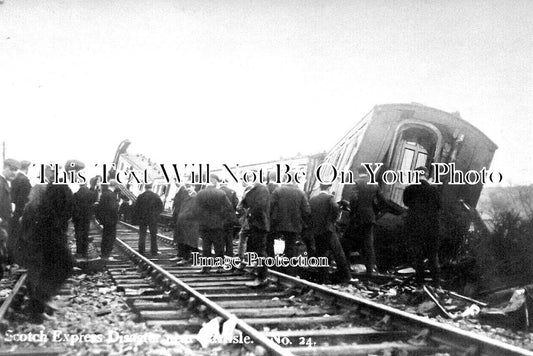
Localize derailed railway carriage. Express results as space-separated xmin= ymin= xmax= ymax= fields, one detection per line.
xmin=307 ymin=103 xmax=498 ymax=268
xmin=309 ymin=103 xmax=497 ymax=206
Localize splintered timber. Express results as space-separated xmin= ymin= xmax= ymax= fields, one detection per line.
xmin=36 ymin=162 xmax=502 ymax=185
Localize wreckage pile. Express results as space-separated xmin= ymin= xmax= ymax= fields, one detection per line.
xmin=328 ymin=277 xmax=533 ymax=351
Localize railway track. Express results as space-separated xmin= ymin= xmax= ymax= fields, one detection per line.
xmin=0 ymin=272 xmax=27 ymax=326
xmin=109 ymin=222 xmax=533 ymax=356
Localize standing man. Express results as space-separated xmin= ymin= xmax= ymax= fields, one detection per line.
xmin=265 ymin=171 xmax=279 ymax=258
xmin=403 ymin=166 xmax=441 ymax=286
xmin=343 ymin=166 xmax=383 ymax=275
xmin=22 ymin=161 xmax=74 ymax=322
xmin=171 ymin=183 xmax=193 ymax=262
xmin=10 ymin=161 xmax=32 ymax=246
xmin=175 ymin=185 xmax=200 ymax=264
xmin=219 ymin=179 xmax=238 ymax=257
xmin=309 ymin=184 xmax=351 ymax=283
xmin=72 ymin=182 xmax=97 ymax=258
xmin=238 ymin=181 xmax=270 ymax=286
xmin=0 ymin=159 xmax=19 ymax=225
xmin=95 ymin=183 xmax=119 ymax=260
xmin=1 ymin=159 xmax=20 ymax=274
xmin=134 ymin=183 xmax=164 ymax=256
xmin=270 ymin=180 xmax=311 ymax=275
xmin=194 ymin=175 xmax=234 ymax=273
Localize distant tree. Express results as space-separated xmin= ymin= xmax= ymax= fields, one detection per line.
xmin=516 ymin=185 xmax=533 ymax=219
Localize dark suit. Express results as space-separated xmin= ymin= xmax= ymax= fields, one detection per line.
xmin=95 ymin=189 xmax=118 ymax=258
xmin=0 ymin=175 xmax=11 ymax=268
xmin=176 ymin=193 xmax=200 ymax=259
xmin=72 ymin=186 xmax=97 ymax=256
xmin=9 ymin=172 xmax=31 ymax=260
xmin=24 ymin=183 xmax=74 ymax=315
xmin=403 ymin=179 xmax=441 ymax=283
xmin=134 ymin=190 xmax=164 ymax=255
xmin=11 ymin=172 xmax=31 ymax=221
xmin=172 ymin=186 xmax=190 ymax=221
xmin=194 ymin=186 xmax=234 ymax=261
xmin=270 ymin=184 xmax=310 ymax=267
xmin=239 ymin=183 xmax=270 ymax=279
xmin=219 ymin=185 xmax=238 ymax=257
xmin=309 ymin=191 xmax=351 ymax=282
xmin=343 ymin=177 xmax=381 ymax=273
xmin=172 ymin=185 xmax=190 ymax=258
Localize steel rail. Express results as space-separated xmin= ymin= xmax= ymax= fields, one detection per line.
xmin=269 ymin=269 xmax=533 ymax=356
xmin=116 ymin=221 xmax=533 ymax=355
xmin=113 ymin=235 xmax=294 ymax=356
xmin=0 ymin=273 xmax=27 ymax=322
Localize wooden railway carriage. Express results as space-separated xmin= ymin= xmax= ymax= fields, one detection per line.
xmin=307 ymin=103 xmax=498 ymax=269
xmin=309 ymin=103 xmax=497 ymax=206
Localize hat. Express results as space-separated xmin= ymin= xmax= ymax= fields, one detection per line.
xmin=3 ymin=158 xmax=21 ymax=170
xmin=65 ymin=159 xmax=85 ymax=172
xmin=20 ymin=160 xmax=31 ymax=169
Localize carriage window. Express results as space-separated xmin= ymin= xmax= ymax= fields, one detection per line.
xmin=387 ymin=126 xmax=437 ymax=206
xmin=415 ymin=152 xmax=428 ymax=169
xmin=400 ymin=149 xmax=415 ymax=171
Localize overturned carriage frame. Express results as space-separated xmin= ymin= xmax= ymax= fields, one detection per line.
xmin=305 ymin=103 xmax=498 ymax=270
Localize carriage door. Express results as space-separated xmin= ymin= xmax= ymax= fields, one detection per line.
xmin=389 ymin=127 xmax=435 ymax=205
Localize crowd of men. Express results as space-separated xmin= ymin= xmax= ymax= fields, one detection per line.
xmin=170 ymin=168 xmax=441 ymax=287
xmin=0 ymin=157 xmax=442 ymax=322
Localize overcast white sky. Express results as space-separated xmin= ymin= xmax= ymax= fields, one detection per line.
xmin=0 ymin=0 xmax=532 ymax=185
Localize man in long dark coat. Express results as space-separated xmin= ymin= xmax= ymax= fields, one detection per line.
xmin=21 ymin=162 xmax=74 ymax=322
xmin=403 ymin=166 xmax=441 ymax=285
xmin=134 ymin=183 xmax=164 ymax=256
xmin=342 ymin=167 xmax=383 ymax=275
xmin=270 ymin=182 xmax=310 ymax=275
xmin=175 ymin=186 xmax=199 ymax=263
xmin=1 ymin=159 xmax=20 ymax=274
xmin=309 ymin=184 xmax=351 ymax=283
xmin=194 ymin=179 xmax=234 ymax=272
xmin=238 ymin=182 xmax=270 ymax=285
xmin=72 ymin=183 xmax=97 ymax=257
xmin=9 ymin=160 xmax=31 ymax=261
xmin=95 ymin=183 xmax=119 ymax=259
xmin=171 ymin=184 xmax=193 ymax=261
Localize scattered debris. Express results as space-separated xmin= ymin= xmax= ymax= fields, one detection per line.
xmin=480 ymin=288 xmax=532 ymax=329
